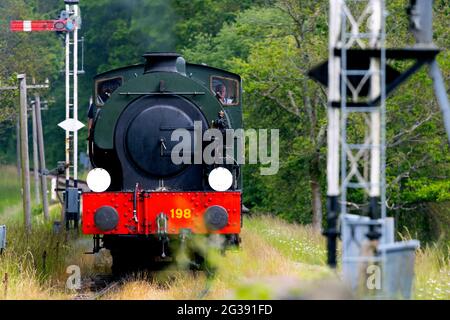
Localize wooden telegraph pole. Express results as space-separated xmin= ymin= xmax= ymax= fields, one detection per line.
xmin=18 ymin=74 xmax=32 ymax=232
xmin=16 ymin=119 xmax=21 ymax=178
xmin=1 ymin=76 xmax=50 ymax=230
xmin=31 ymin=93 xmax=41 ymax=205
xmin=34 ymin=93 xmax=50 ymax=220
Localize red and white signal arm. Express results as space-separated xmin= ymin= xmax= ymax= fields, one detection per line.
xmin=10 ymin=19 xmax=76 ymax=32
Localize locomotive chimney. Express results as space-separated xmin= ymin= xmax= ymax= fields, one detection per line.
xmin=143 ymin=52 xmax=185 ymax=74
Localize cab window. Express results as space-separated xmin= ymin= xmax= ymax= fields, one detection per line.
xmin=95 ymin=77 xmax=123 ymax=106
xmin=211 ymin=76 xmax=239 ymax=106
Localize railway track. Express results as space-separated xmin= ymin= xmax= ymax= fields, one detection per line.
xmin=73 ymin=274 xmax=121 ymax=300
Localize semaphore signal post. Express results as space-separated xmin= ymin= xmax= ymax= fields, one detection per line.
xmin=10 ymin=0 xmax=84 ymax=230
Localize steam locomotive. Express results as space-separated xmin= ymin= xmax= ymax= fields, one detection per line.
xmin=82 ymin=53 xmax=243 ymax=273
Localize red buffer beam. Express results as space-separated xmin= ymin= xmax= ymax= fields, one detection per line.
xmin=10 ymin=20 xmax=74 ymax=32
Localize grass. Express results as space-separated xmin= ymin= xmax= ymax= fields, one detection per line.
xmin=0 ymin=212 xmax=339 ymax=300
xmin=245 ymin=215 xmax=327 ymax=266
xmin=0 ymin=164 xmax=448 ymax=300
xmin=0 ymin=166 xmax=22 ymax=218
xmin=0 ymin=165 xmax=45 ymax=223
xmin=103 ymin=217 xmax=338 ymax=300
xmin=413 ymin=244 xmax=450 ymax=300
xmin=0 ymin=203 xmax=98 ymax=299
xmin=0 ymin=165 xmax=95 ymax=299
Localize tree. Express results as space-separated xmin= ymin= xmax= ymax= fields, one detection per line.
xmin=0 ymin=0 xmax=61 ymax=163
xmin=172 ymin=0 xmax=272 ymax=49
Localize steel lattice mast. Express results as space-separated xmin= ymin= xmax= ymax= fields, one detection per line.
xmin=309 ymin=0 xmax=449 ymax=298
xmin=325 ymin=0 xmax=387 ymax=267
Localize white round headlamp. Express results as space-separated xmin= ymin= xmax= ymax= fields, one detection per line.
xmin=86 ymin=168 xmax=111 ymax=192
xmin=208 ymin=167 xmax=233 ymax=191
